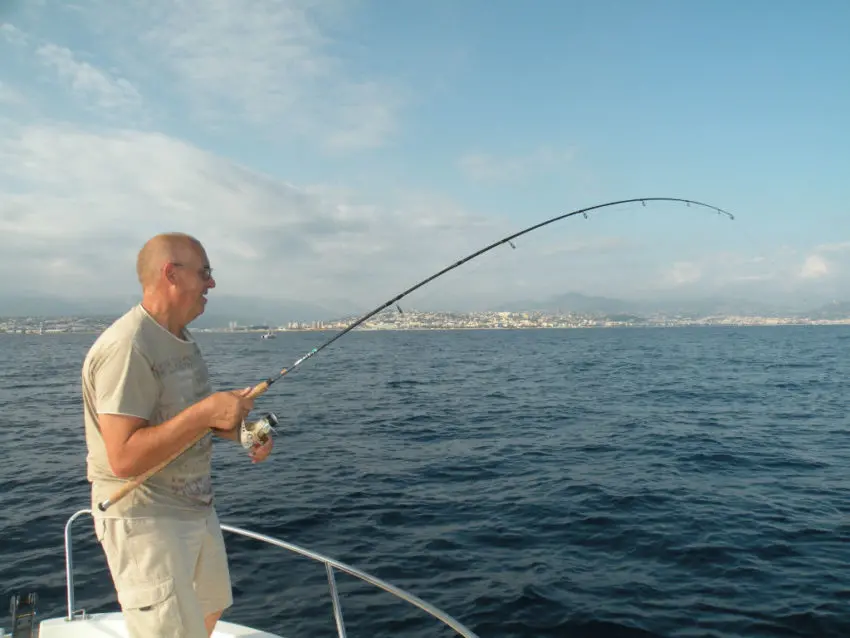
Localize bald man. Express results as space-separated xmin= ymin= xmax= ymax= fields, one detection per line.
xmin=81 ymin=233 xmax=272 ymax=637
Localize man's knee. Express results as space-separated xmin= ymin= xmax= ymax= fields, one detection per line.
xmin=196 ymin=510 xmax=233 ymax=617
xmin=205 ymin=609 xmax=223 ymax=636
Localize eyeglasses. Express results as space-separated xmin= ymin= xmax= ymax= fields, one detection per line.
xmin=171 ymin=263 xmax=214 ymax=281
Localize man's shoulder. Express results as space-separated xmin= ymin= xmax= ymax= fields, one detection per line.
xmin=84 ymin=306 xmax=147 ymax=364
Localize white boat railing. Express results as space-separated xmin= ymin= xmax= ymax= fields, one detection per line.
xmin=63 ymin=509 xmax=480 ymax=638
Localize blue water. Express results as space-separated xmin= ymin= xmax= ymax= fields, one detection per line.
xmin=1 ymin=326 xmax=849 ymax=637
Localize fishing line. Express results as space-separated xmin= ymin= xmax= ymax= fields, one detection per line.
xmin=98 ymin=196 xmax=734 ymax=511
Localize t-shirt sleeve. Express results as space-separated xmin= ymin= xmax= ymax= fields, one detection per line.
xmin=93 ymin=339 xmax=159 ymax=420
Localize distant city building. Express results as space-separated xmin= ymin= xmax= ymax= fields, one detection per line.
xmin=1 ymin=308 xmax=850 ymax=335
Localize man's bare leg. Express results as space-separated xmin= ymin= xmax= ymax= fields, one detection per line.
xmin=205 ymin=610 xmax=223 ymax=636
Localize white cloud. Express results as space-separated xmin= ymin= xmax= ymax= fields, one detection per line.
xmin=539 ymin=236 xmax=633 ymax=256
xmin=1 ymin=125 xmax=696 ymax=312
xmin=815 ymin=241 xmax=850 ymax=254
xmin=795 ymin=241 xmax=850 ymax=282
xmin=458 ymin=147 xmax=577 ymax=183
xmin=0 ymin=124 xmax=845 ymax=312
xmin=132 ymin=0 xmax=403 ymax=151
xmin=0 ymin=22 xmax=28 ymax=46
xmin=732 ymin=273 xmax=774 ymax=282
xmin=4 ymin=1 xmax=403 ymax=151
xmin=665 ymin=261 xmax=702 ymax=285
xmin=638 ymin=241 xmax=849 ymax=305
xmin=35 ymin=43 xmax=142 ymax=116
xmin=0 ymin=125 xmax=512 ymax=306
xmin=800 ymin=254 xmax=829 ymax=279
xmin=0 ymin=81 xmax=25 ymax=105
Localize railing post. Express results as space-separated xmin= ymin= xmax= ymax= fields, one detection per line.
xmin=325 ymin=563 xmax=347 ymax=638
xmin=63 ymin=509 xmax=92 ymax=621
xmin=64 ymin=514 xmax=75 ymax=621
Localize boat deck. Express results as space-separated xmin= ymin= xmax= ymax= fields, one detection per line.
xmin=38 ymin=612 xmax=284 ymax=637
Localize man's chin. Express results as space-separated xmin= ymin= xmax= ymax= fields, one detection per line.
xmin=189 ymin=298 xmax=207 ymax=322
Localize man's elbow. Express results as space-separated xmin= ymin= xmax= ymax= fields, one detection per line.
xmin=99 ymin=414 xmax=148 ymax=479
xmin=107 ymin=451 xmax=137 ymax=479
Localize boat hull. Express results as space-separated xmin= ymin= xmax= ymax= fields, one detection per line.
xmin=37 ymin=612 xmax=285 ymax=637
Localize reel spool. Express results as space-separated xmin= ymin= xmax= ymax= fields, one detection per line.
xmin=240 ymin=412 xmax=278 ymax=450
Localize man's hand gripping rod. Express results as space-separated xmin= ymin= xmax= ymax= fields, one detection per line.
xmin=97 ymin=378 xmax=276 ymax=512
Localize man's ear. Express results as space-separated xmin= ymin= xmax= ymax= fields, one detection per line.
xmin=163 ymin=262 xmax=178 ymax=284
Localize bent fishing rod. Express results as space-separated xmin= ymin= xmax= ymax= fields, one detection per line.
xmin=98 ymin=196 xmax=733 ymax=511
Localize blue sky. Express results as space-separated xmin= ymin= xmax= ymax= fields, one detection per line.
xmin=1 ymin=0 xmax=848 ymax=313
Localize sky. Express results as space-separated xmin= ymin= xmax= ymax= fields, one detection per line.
xmin=1 ymin=0 xmax=849 ymax=317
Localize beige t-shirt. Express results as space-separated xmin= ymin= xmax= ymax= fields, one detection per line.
xmin=82 ymin=304 xmax=215 ymax=519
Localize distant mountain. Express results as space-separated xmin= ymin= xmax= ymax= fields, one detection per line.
xmin=0 ymin=293 xmax=132 ymax=318
xmin=0 ymin=293 xmax=344 ymax=326
xmin=491 ymin=292 xmax=644 ymax=315
xmin=489 ymin=291 xmax=848 ymax=318
xmin=645 ymin=295 xmax=793 ymax=318
xmin=193 ymin=295 xmax=343 ymax=326
xmin=2 ymin=291 xmax=847 ymax=324
xmin=806 ymin=300 xmax=850 ymax=320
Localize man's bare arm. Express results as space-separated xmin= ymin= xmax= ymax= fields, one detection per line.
xmin=99 ymin=390 xmax=253 ymax=478
xmin=212 ymin=427 xmax=240 ymax=442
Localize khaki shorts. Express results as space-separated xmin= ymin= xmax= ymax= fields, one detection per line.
xmin=94 ymin=509 xmax=233 ymax=638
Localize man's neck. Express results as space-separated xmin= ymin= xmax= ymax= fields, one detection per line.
xmin=140 ymin=295 xmax=186 ymax=338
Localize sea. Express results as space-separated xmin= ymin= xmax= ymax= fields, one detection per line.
xmin=0 ymin=325 xmax=848 ymax=638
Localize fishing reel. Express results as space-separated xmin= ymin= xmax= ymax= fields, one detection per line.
xmin=239 ymin=412 xmax=279 ymax=450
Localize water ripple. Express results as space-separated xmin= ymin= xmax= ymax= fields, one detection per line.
xmin=0 ymin=326 xmax=849 ymax=637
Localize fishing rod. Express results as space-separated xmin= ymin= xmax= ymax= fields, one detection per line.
xmin=98 ymin=196 xmax=733 ymax=511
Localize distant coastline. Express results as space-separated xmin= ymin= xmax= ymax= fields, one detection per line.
xmin=2 ymin=309 xmax=849 ymax=335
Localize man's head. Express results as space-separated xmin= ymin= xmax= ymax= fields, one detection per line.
xmin=136 ymin=232 xmax=216 ymax=327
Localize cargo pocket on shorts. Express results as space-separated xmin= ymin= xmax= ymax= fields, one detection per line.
xmin=117 ymin=576 xmax=184 ymax=635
